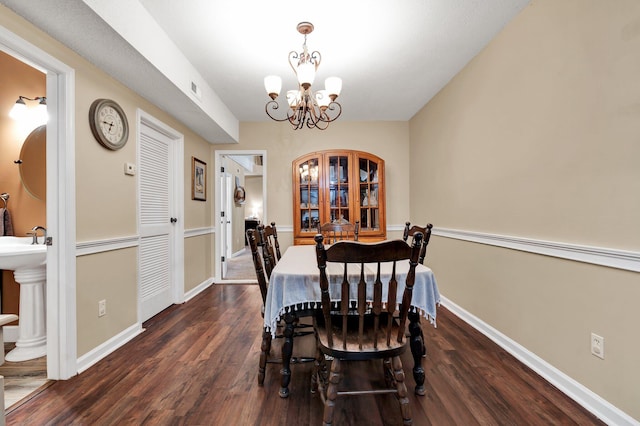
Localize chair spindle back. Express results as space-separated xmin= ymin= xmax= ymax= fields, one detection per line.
xmin=315 ymin=233 xmax=423 ymax=350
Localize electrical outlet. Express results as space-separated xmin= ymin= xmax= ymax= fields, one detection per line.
xmin=98 ymin=299 xmax=107 ymax=317
xmin=591 ymin=333 xmax=604 ymax=359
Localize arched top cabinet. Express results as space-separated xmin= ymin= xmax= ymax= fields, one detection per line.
xmin=292 ymin=150 xmax=386 ymax=245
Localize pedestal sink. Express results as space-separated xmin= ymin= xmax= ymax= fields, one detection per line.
xmin=0 ymin=236 xmax=47 ymax=362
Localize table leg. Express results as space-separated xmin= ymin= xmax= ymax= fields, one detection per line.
xmin=408 ymin=311 xmax=426 ymax=396
xmin=279 ymin=312 xmax=296 ymax=398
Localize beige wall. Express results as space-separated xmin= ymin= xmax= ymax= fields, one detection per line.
xmin=0 ymin=6 xmax=215 ymax=358
xmin=245 ymin=175 xmax=263 ymax=222
xmin=76 ymin=248 xmax=137 ymax=355
xmin=410 ymin=0 xmax=640 ymax=419
xmin=184 ymin=233 xmax=213 ymax=293
xmin=223 ymin=120 xmax=411 ymax=252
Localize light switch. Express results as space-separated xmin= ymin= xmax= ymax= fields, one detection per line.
xmin=124 ymin=162 xmax=136 ymax=176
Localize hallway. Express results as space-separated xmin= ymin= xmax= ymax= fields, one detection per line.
xmin=223 ymin=247 xmax=254 ymax=281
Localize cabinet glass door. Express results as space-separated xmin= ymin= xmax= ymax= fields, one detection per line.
xmin=358 ymin=158 xmax=380 ymax=230
xmin=327 ymin=154 xmax=350 ymax=223
xmin=298 ymin=158 xmax=320 ymax=233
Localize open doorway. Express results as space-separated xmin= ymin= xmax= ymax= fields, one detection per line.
xmin=214 ymin=150 xmax=266 ymax=283
xmin=0 ymin=23 xmax=77 ymax=405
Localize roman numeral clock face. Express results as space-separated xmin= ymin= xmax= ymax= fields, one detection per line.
xmin=89 ymin=99 xmax=129 ymax=150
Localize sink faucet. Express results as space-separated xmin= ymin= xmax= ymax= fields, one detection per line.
xmin=30 ymin=226 xmax=47 ymax=245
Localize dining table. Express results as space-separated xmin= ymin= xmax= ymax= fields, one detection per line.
xmin=264 ymin=243 xmax=441 ymax=398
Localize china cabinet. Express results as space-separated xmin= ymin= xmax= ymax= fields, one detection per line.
xmin=292 ymin=150 xmax=385 ymax=244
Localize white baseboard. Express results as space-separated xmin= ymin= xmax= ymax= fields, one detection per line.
xmin=76 ymin=277 xmax=213 ymax=375
xmin=76 ymin=323 xmax=142 ymax=374
xmin=440 ymin=296 xmax=639 ymax=426
xmin=183 ymin=278 xmax=214 ymax=302
xmin=230 ymin=248 xmax=246 ymax=258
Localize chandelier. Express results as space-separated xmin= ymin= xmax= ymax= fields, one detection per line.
xmin=264 ymin=22 xmax=342 ymax=130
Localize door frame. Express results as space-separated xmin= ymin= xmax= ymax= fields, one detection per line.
xmin=219 ymin=171 xmax=233 ymax=278
xmin=0 ymin=25 xmax=77 ymax=379
xmin=137 ymin=110 xmax=184 ymax=324
xmin=214 ymin=150 xmax=267 ymax=283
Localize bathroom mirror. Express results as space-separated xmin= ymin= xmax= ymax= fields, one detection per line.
xmin=18 ymin=125 xmax=46 ymax=201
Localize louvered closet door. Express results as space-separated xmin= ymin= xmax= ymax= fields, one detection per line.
xmin=139 ymin=125 xmax=175 ymax=322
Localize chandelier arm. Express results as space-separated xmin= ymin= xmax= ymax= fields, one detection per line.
xmin=310 ymin=51 xmax=321 ymax=70
xmin=306 ymin=101 xmax=328 ymax=130
xmin=313 ymin=118 xmax=329 ymax=130
xmin=265 ymin=100 xmax=295 ymax=122
xmin=288 ymin=51 xmax=300 ymax=74
xmin=305 ymin=97 xmax=324 ymax=128
xmin=300 ymin=101 xmax=311 ymax=129
xmin=316 ymin=102 xmax=342 ymax=123
xmin=288 ymin=103 xmax=304 ymax=130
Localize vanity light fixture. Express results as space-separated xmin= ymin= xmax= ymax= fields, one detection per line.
xmin=9 ymin=96 xmax=48 ymax=125
xmin=264 ymin=22 xmax=342 ymax=130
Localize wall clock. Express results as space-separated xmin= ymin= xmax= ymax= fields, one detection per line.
xmin=89 ymin=98 xmax=129 ymax=150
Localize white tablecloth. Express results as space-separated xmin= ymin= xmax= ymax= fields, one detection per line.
xmin=264 ymin=245 xmax=441 ymax=336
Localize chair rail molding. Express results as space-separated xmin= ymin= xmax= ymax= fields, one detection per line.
xmin=77 ymin=227 xmax=215 ymax=256
xmin=434 ymin=227 xmax=640 ymax=273
xmin=184 ymin=226 xmax=215 ymax=238
xmin=76 ymin=236 xmax=139 ymax=256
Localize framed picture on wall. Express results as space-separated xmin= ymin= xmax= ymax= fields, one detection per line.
xmin=192 ymin=157 xmax=206 ymax=201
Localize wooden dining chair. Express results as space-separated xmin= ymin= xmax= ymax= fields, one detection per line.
xmin=403 ymin=222 xmax=433 ymax=265
xmin=317 ymin=220 xmax=359 ymax=244
xmin=312 ymin=233 xmax=423 ymax=426
xmin=260 ymin=222 xmax=282 ymax=260
xmin=256 ymin=222 xmax=281 ymax=279
xmin=402 ymin=222 xmax=433 ymax=368
xmin=247 ymin=229 xmax=314 ymax=387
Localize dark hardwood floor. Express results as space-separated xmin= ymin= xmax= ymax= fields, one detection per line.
xmin=6 ymin=284 xmax=604 ymax=425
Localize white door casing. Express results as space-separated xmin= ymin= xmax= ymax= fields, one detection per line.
xmin=219 ymin=170 xmax=232 ymax=278
xmin=214 ymin=150 xmax=267 ymax=283
xmin=0 ymin=25 xmax=77 ymax=379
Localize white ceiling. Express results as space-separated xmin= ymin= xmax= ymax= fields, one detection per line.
xmin=2 ymin=0 xmax=530 ymax=143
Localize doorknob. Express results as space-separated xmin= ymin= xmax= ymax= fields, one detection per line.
xmin=170 ymin=217 xmax=177 ymax=223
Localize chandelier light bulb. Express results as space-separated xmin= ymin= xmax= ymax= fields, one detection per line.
xmin=325 ymin=77 xmax=342 ymax=100
xmin=264 ymin=75 xmax=282 ymax=100
xmin=296 ymin=61 xmax=316 ymax=90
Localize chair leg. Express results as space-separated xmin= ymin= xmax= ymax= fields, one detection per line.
xmin=311 ymin=337 xmax=324 ymax=395
xmin=323 ymin=358 xmax=341 ymax=426
xmin=279 ymin=312 xmax=296 ymax=398
xmin=383 ymin=357 xmax=394 ymax=388
xmin=258 ymin=327 xmax=272 ymax=386
xmin=408 ymin=311 xmax=426 ymax=396
xmin=391 ymin=356 xmax=412 ymax=425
